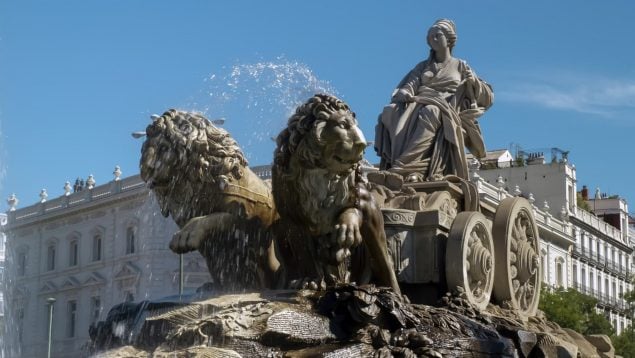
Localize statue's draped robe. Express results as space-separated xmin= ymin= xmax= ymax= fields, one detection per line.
xmin=375 ymin=57 xmax=493 ymax=180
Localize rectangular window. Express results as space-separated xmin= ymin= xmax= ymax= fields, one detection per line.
xmin=91 ymin=297 xmax=101 ymax=323
xmin=67 ymin=300 xmax=77 ymax=338
xmin=69 ymin=241 xmax=78 ymax=266
xmin=47 ymin=245 xmax=56 ymax=271
xmin=124 ymin=291 xmax=134 ymax=302
xmin=126 ymin=228 xmax=135 ymax=254
xmin=17 ymin=307 xmax=24 ymax=343
xmin=93 ymin=235 xmax=102 ymax=261
xmin=572 ymin=264 xmax=577 ymax=284
xmin=18 ymin=252 xmax=26 ymax=276
xmin=556 ymin=261 xmax=564 ymax=287
xmin=612 ymin=282 xmax=616 ymax=298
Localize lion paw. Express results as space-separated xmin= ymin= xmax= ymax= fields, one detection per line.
xmin=169 ymin=216 xmax=210 ymax=254
xmin=333 ymin=208 xmax=363 ymax=249
xmin=289 ymin=278 xmax=326 ymax=291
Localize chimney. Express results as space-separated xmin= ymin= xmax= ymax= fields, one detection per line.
xmin=581 ymin=185 xmax=589 ymax=201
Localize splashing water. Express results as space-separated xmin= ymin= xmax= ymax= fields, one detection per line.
xmin=185 ymin=56 xmax=339 ymax=164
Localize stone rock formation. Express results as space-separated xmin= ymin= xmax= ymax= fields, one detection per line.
xmin=89 ymin=286 xmax=615 ymax=357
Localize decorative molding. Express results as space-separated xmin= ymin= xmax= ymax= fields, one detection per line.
xmin=382 ymin=210 xmax=416 ymax=225
xmin=39 ymin=281 xmax=58 ymax=294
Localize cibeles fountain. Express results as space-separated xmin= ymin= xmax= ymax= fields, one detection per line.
xmin=90 ymin=19 xmax=609 ymax=357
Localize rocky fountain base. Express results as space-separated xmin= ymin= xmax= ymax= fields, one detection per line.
xmin=90 ymin=285 xmax=614 ymax=358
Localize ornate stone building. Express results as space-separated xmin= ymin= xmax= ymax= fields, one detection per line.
xmin=3 ymin=171 xmax=210 ymax=357
xmin=0 ymin=213 xmax=6 ymax=333
xmin=474 ymin=149 xmax=633 ymax=334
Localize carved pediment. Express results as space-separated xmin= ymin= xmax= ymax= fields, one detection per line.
xmin=114 ymin=262 xmax=141 ymax=281
xmin=173 ymin=259 xmax=207 ymax=273
xmin=84 ymin=271 xmax=107 ymax=286
xmin=39 ymin=281 xmax=57 ymax=294
xmin=60 ymin=276 xmax=81 ymax=290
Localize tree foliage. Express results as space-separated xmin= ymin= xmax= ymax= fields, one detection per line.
xmin=539 ymin=286 xmax=613 ymax=336
xmin=612 ymin=289 xmax=635 ymax=357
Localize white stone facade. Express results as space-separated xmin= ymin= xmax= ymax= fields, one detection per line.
xmin=475 ymin=151 xmax=633 ymax=334
xmin=3 ymin=175 xmax=210 ymax=357
xmin=0 ymin=213 xmax=6 ymax=332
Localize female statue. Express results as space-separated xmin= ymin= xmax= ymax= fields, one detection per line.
xmin=374 ymin=19 xmax=493 ymax=182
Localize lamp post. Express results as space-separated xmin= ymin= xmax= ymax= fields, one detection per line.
xmin=46 ymin=297 xmax=56 ymax=358
xmin=179 ymin=254 xmax=184 ymax=297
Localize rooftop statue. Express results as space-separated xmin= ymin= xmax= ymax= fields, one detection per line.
xmin=375 ymin=18 xmax=493 ymax=182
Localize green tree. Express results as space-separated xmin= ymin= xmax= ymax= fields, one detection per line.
xmin=612 ymin=289 xmax=635 ymax=357
xmin=539 ymin=286 xmax=614 ymax=335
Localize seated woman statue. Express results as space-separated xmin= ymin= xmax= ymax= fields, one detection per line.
xmin=375 ymin=18 xmax=493 ymax=182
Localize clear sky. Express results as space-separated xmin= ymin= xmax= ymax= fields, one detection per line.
xmin=1 ymin=1 xmax=634 ymax=211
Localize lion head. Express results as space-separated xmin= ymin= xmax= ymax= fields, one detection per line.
xmin=272 ymin=94 xmax=368 ymax=236
xmin=274 ymin=94 xmax=367 ymax=176
xmin=140 ymin=109 xmax=249 ymax=227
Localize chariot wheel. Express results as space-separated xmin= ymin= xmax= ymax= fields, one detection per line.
xmin=445 ymin=211 xmax=495 ymax=310
xmin=492 ymin=197 xmax=541 ymax=317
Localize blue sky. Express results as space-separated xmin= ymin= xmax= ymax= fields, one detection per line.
xmin=1 ymin=1 xmax=635 ymax=210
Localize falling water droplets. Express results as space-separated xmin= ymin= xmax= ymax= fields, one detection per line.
xmin=185 ymin=56 xmax=339 ymax=164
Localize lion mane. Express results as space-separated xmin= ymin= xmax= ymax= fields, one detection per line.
xmin=140 ymin=109 xmax=275 ymax=227
xmin=273 ymin=94 xmax=358 ymax=236
xmin=140 ymin=109 xmax=278 ymax=290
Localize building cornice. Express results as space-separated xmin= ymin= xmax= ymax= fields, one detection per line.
xmin=5 ymin=175 xmax=149 ymax=231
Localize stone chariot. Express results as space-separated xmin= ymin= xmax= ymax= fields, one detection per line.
xmin=375 ymin=177 xmax=542 ymax=316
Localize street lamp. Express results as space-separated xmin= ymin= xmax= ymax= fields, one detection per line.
xmin=46 ymin=297 xmax=56 ymax=358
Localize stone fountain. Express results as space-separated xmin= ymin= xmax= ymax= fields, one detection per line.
xmin=89 ymin=19 xmax=615 ymax=358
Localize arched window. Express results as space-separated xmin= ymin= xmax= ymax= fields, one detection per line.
xmin=47 ymin=243 xmax=56 ymax=271
xmin=69 ymin=240 xmax=79 ymax=267
xmin=93 ymin=234 xmax=102 ymax=261
xmin=126 ymin=227 xmax=136 ymax=254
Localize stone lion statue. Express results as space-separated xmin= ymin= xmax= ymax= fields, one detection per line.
xmin=272 ymin=94 xmax=400 ymax=293
xmin=140 ymin=109 xmax=279 ymax=291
